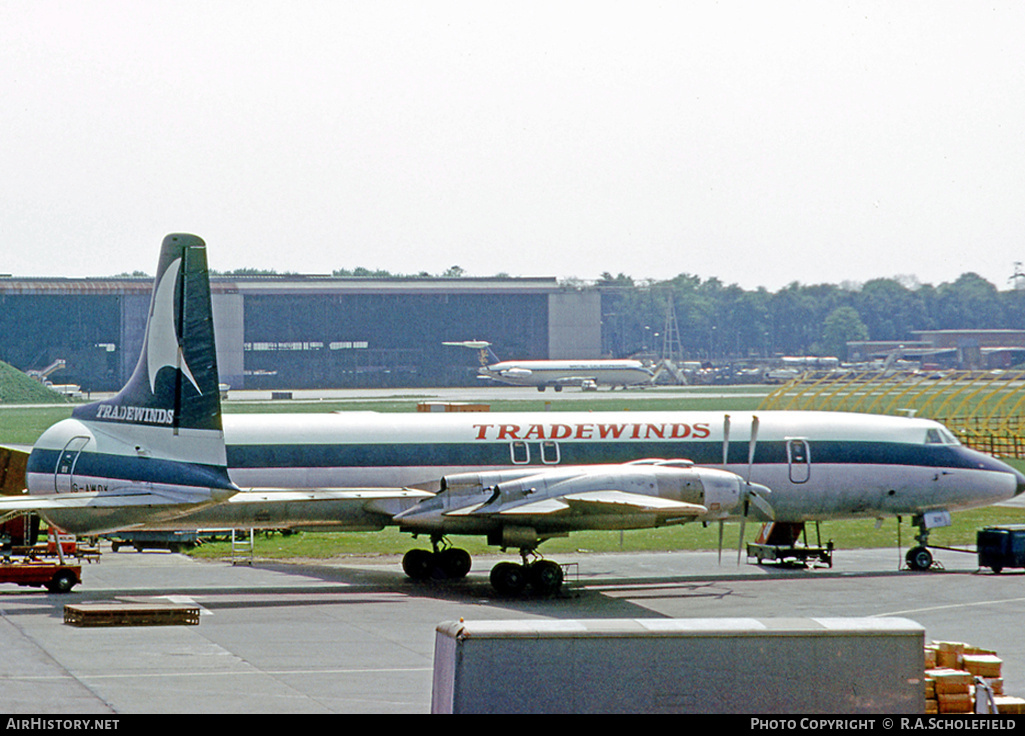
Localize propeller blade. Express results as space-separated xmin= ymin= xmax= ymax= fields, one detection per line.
xmin=746 ymin=415 xmax=760 ymax=482
xmin=722 ymin=414 xmax=731 ymax=468
xmin=748 ymin=485 xmax=775 ymax=521
xmin=737 ymin=502 xmax=748 ymax=565
xmin=718 ymin=520 xmax=724 ymax=565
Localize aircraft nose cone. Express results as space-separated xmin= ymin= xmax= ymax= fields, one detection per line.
xmin=1014 ymin=467 xmax=1025 ymax=497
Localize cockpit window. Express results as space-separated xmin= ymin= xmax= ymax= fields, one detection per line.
xmin=940 ymin=427 xmax=961 ymax=445
xmin=925 ymin=427 xmax=961 ymax=446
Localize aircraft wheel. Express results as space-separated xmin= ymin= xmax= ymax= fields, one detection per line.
xmin=402 ymin=548 xmax=434 ymax=581
xmin=906 ymin=546 xmax=933 ymax=571
xmin=438 ymin=548 xmax=471 ymax=579
xmin=536 ymin=386 xmax=546 ymax=392
xmin=47 ymin=569 xmax=78 ymax=594
xmin=490 ymin=562 xmax=527 ymax=595
xmin=529 ymin=560 xmax=563 ymax=596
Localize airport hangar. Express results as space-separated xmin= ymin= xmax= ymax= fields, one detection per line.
xmin=0 ymin=274 xmax=602 ymax=392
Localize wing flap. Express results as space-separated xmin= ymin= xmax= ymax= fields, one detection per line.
xmin=563 ymin=490 xmax=707 ymax=515
xmin=229 ymin=488 xmax=432 ymax=503
xmin=496 ymin=498 xmax=571 ymax=515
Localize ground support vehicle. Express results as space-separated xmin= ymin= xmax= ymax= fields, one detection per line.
xmin=977 ymin=525 xmax=1025 ymax=573
xmin=745 ymin=521 xmax=834 ymax=568
xmin=0 ymin=559 xmax=80 ymax=592
xmin=105 ymin=530 xmax=203 ymax=553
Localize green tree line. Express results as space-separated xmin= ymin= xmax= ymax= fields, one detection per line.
xmin=598 ymin=272 xmax=1025 ymax=361
xmin=123 ymin=264 xmax=1025 ymax=362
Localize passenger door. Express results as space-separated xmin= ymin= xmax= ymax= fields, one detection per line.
xmin=787 ymin=438 xmax=811 ymax=484
xmin=54 ymin=436 xmax=90 ymax=493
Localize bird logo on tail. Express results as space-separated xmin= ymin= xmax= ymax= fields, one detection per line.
xmin=145 ymin=257 xmax=201 ymax=395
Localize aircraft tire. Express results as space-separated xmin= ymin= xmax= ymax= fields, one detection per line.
xmin=438 ymin=548 xmax=471 ymax=579
xmin=529 ymin=560 xmax=563 ymax=596
xmin=906 ymin=546 xmax=933 ymax=571
xmin=47 ymin=569 xmax=77 ymax=594
xmin=490 ymin=562 xmax=527 ymax=595
xmin=402 ymin=548 xmax=434 ymax=581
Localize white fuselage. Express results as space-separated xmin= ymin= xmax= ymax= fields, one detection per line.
xmin=480 ymin=360 xmax=654 ymax=388
xmin=23 ymin=409 xmax=1024 ymax=535
xmin=216 ymin=409 xmax=1022 ymax=523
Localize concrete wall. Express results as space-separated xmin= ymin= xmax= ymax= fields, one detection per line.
xmin=432 ymin=617 xmax=925 ymax=714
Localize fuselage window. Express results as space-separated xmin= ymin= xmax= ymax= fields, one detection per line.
xmin=511 ymin=441 xmax=529 ymax=464
xmin=541 ymin=440 xmax=560 ymax=464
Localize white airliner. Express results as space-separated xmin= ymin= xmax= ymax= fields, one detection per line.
xmin=2 ymin=234 xmax=1023 ymax=596
xmin=444 ymin=340 xmax=654 ymax=391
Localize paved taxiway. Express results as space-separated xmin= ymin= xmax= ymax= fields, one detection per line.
xmin=1 ymin=543 xmax=1024 ymax=714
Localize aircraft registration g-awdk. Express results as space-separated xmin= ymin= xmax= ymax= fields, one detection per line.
xmin=1 ymin=234 xmax=1023 ymax=595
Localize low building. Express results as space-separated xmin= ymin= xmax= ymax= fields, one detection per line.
xmin=847 ymin=330 xmax=1025 ymax=370
xmin=0 ymin=275 xmax=601 ymax=391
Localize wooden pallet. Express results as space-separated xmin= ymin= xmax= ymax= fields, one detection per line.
xmin=64 ymin=602 xmax=200 ymax=627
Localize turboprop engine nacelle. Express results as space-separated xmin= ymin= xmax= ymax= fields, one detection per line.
xmin=394 ymin=461 xmax=764 ymax=534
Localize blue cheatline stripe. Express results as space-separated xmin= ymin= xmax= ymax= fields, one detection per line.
xmin=222 ymin=440 xmax=1005 ymax=473
xmin=28 ymin=441 xmax=1008 ymax=489
xmin=27 ymin=450 xmax=236 ymax=491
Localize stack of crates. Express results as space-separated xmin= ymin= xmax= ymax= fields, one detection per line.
xmin=924 ymin=640 xmax=1025 ymax=714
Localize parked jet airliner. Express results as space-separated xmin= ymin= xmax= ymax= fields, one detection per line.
xmin=444 ymin=340 xmax=654 ymax=391
xmin=1 ymin=234 xmax=1022 ymax=596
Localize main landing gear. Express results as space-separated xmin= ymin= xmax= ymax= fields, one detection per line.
xmin=489 ymin=554 xmax=564 ymax=597
xmin=401 ymin=538 xmax=565 ymax=597
xmin=401 ymin=542 xmax=472 ymax=581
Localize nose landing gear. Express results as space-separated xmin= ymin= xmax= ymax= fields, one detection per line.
xmin=903 ymin=511 xmax=952 ymax=572
xmin=905 ymin=544 xmax=934 ymax=572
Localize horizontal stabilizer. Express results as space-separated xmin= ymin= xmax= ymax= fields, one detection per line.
xmin=0 ymin=488 xmax=224 ymax=521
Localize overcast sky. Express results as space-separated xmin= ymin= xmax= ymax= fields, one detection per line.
xmin=3 ymin=1 xmax=1024 ymax=291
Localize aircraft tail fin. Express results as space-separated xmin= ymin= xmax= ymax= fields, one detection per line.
xmin=443 ymin=340 xmax=500 ymax=366
xmin=72 ymin=234 xmax=222 ymax=435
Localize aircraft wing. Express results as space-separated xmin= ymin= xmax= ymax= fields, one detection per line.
xmin=145 ymin=487 xmax=436 ymax=532
xmin=465 ymin=490 xmax=707 ymax=517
